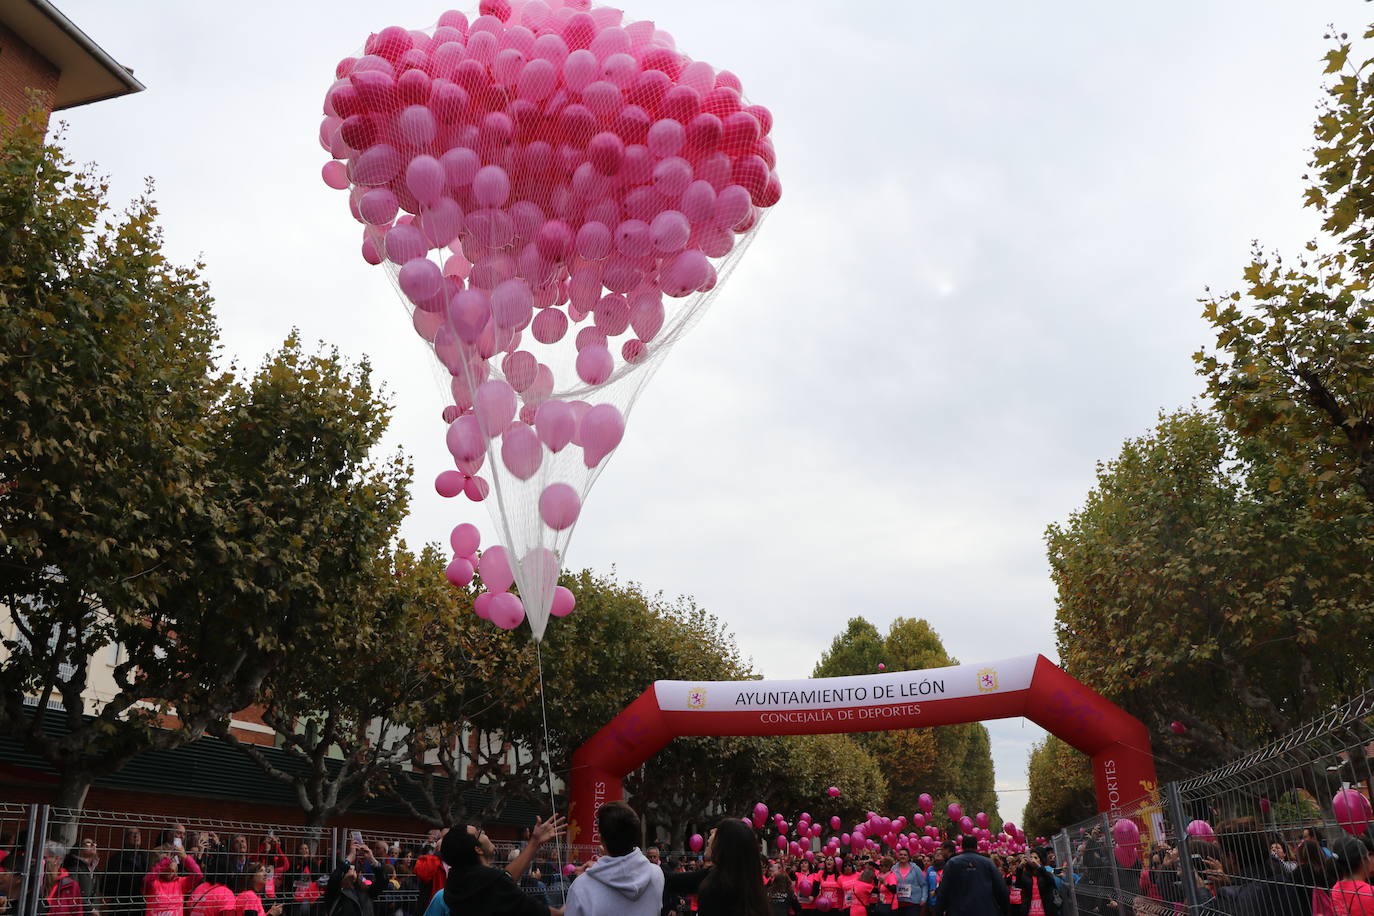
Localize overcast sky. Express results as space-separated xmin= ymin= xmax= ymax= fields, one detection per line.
xmin=54 ymin=0 xmax=1365 ymax=823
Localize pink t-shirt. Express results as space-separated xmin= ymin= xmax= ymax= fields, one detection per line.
xmin=1331 ymin=880 xmax=1374 ymax=916
xmin=145 ymin=858 xmax=202 ymax=916
xmin=188 ymin=884 xmax=237 ymax=916
xmin=236 ymin=889 xmax=266 ymax=916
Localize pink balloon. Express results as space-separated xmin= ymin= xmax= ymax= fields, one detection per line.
xmin=531 ymin=307 xmax=569 ymax=344
xmin=774 ymin=835 xmax=787 ymax=851
xmin=399 ymin=258 xmax=443 ymax=304
xmin=450 ymin=523 xmax=481 ymax=556
xmin=688 ymin=833 xmax=704 ymax=853
xmin=448 ymin=289 xmax=492 ymax=344
xmin=1334 ymin=789 xmax=1373 ymax=835
xmin=975 ymin=812 xmax=989 ymax=829
xmin=322 ymin=160 xmax=349 ymax=190
xmin=539 ymin=483 xmax=580 ymax=530
xmin=435 ymin=470 xmax=465 ymax=498
xmin=405 ymin=154 xmax=446 ymax=205
xmin=829 ymin=816 xmax=841 ymax=830
xmin=500 ymin=423 xmax=542 ymax=480
xmin=947 ymin=804 xmax=963 ymax=821
xmin=479 ymin=545 xmax=514 ymax=592
xmin=473 ymin=591 xmax=493 ymax=619
xmin=827 ymin=786 xmax=840 ymax=798
xmin=752 ymin=803 xmax=769 ymax=829
xmin=1185 ymin=820 xmax=1215 ymax=843
xmin=444 ymin=556 xmax=474 ymax=587
xmin=580 ymin=403 xmax=624 ymax=466
xmin=446 ymin=415 xmax=485 ymax=463
xmin=550 ymin=585 xmax=576 ymax=617
xmin=659 ymin=248 xmax=710 ymax=296
xmin=474 ymin=379 xmax=517 ymax=436
xmin=575 ymin=343 xmax=613 ymax=385
xmin=489 ymin=592 xmax=525 ymax=629
xmin=534 ymin=400 xmax=576 ymax=452
xmin=919 ymin=794 xmax=933 ymax=813
xmin=471 ymin=164 xmax=511 ymax=207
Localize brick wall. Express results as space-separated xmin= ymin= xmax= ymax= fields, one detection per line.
xmin=0 ymin=22 xmax=59 ymax=125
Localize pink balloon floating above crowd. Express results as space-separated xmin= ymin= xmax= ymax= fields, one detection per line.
xmin=319 ymin=0 xmax=780 ymax=641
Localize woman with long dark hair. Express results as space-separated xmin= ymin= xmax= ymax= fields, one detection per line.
xmin=663 ymin=819 xmax=769 ymax=916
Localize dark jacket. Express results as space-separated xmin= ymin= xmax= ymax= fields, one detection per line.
xmin=104 ymin=848 xmax=150 ymax=906
xmin=1012 ymin=868 xmax=1058 ymax=916
xmin=442 ymin=864 xmax=548 ymax=916
xmin=932 ymin=853 xmax=1009 ymax=916
xmin=324 ymin=861 xmax=380 ymax=916
xmin=1206 ymin=862 xmax=1305 ymax=916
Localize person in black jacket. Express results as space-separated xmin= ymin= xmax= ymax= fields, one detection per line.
xmin=1011 ymin=855 xmax=1058 ymax=916
xmin=103 ymin=828 xmax=149 ymax=915
xmin=932 ymin=836 xmax=1009 ymax=916
xmin=324 ymin=848 xmax=381 ymax=916
xmin=440 ymin=815 xmax=565 ymax=916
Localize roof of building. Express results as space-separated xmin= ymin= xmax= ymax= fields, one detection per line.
xmin=3 ymin=0 xmax=144 ymax=109
xmin=0 ymin=713 xmax=542 ymax=828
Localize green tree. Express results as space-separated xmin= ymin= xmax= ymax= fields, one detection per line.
xmin=1046 ymin=409 xmax=1373 ymax=776
xmin=1199 ymin=26 xmax=1374 ymax=508
xmin=386 ymin=549 xmax=540 ymax=829
xmin=217 ymin=545 xmax=464 ymax=830
xmin=812 ymin=616 xmax=1000 ymax=824
xmin=0 ymin=114 xmax=409 ymax=821
xmin=1021 ymin=736 xmax=1095 ymax=841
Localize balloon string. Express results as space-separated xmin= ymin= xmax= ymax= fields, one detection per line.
xmin=535 ymin=638 xmax=565 ymax=882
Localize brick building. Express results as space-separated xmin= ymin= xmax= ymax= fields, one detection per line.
xmin=0 ymin=0 xmax=143 ymax=123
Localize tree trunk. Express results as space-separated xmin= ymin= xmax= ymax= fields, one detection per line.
xmin=50 ymin=769 xmax=93 ymax=845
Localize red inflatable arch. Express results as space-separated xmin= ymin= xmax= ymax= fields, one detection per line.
xmin=568 ymin=654 xmax=1155 ymax=847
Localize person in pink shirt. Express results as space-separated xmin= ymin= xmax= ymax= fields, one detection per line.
xmin=236 ymin=863 xmax=285 ymax=916
xmin=793 ymin=859 xmax=818 ymax=911
xmin=1329 ymin=836 xmax=1374 ymax=916
xmin=849 ymin=862 xmax=876 ymax=916
xmin=188 ymin=856 xmax=238 ymax=916
xmin=813 ymin=858 xmax=844 ymax=913
xmin=143 ymin=847 xmax=203 ymax=916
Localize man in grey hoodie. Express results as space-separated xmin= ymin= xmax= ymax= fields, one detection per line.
xmin=564 ymin=802 xmax=664 ymax=916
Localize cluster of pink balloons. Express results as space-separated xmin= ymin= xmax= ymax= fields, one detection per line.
xmin=319 ymin=0 xmax=780 ymax=637
xmin=1111 ymin=818 xmax=1141 ymax=867
xmin=733 ymin=799 xmax=1031 ymax=862
xmin=441 ymin=521 xmax=576 ymax=629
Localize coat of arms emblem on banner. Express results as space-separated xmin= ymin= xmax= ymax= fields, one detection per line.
xmin=976 ymin=669 xmax=999 ymax=692
xmin=687 ymin=687 xmax=707 ymax=709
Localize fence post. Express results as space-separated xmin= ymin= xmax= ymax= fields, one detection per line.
xmin=1164 ymin=780 xmax=1205 ymax=916
xmin=17 ymin=803 xmax=37 ymax=916
xmin=1100 ymin=813 xmax=1123 ymax=909
xmin=24 ymin=804 xmax=50 ymax=916
xmin=1056 ymin=828 xmax=1078 ymax=916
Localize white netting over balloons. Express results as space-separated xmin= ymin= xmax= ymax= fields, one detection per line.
xmin=319 ymin=0 xmax=780 ymax=642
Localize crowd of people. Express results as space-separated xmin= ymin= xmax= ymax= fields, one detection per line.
xmin=1072 ymin=816 xmax=1374 ymax=916
xmin=0 ymin=823 xmax=485 ymax=916
xmin=5 ymin=809 xmax=1374 ymax=916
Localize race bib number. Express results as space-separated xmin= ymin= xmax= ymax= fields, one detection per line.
xmin=1009 ymin=888 xmax=1023 ymax=905
xmin=844 ymin=891 xmax=854 ymax=905
xmin=898 ymin=885 xmax=912 ymax=900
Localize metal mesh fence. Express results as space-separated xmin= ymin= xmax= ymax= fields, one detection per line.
xmin=1055 ymin=688 xmax=1374 ymax=916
